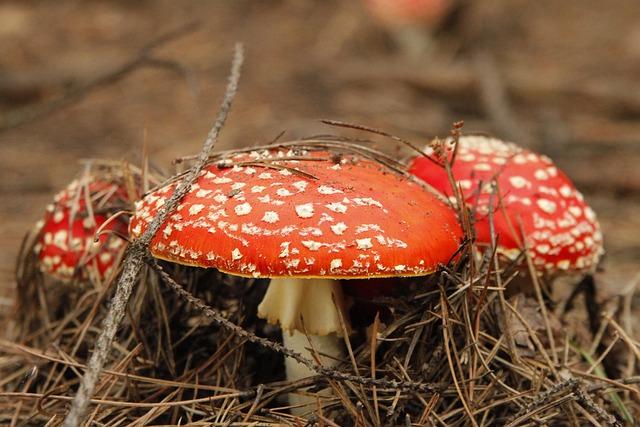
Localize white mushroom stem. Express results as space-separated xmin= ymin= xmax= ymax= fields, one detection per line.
xmin=258 ymin=278 xmax=348 ymax=415
xmin=282 ymin=330 xmax=342 ymax=414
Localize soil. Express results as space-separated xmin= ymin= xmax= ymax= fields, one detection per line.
xmin=1 ymin=0 xmax=639 ymax=312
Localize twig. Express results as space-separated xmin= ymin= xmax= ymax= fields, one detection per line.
xmin=61 ymin=43 xmax=244 ymax=427
xmin=320 ymin=119 xmax=444 ymax=167
xmin=506 ymin=377 xmax=620 ymax=427
xmin=0 ymin=21 xmax=200 ymax=133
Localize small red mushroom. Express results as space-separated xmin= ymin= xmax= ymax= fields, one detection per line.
xmin=408 ymin=135 xmax=604 ymax=273
xmin=364 ymin=0 xmax=454 ymax=57
xmin=130 ymin=147 xmax=462 ymax=411
xmin=365 ymin=0 xmax=453 ymax=27
xmin=34 ymin=179 xmax=128 ymax=282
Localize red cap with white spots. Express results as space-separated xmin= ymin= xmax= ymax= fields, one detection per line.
xmin=408 ymin=135 xmax=603 ymax=272
xmin=130 ymin=149 xmax=462 ymax=279
xmin=35 ymin=179 xmax=128 ymax=281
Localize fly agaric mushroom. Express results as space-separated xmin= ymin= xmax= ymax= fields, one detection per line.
xmin=364 ymin=0 xmax=454 ymax=58
xmin=34 ymin=178 xmax=128 ymax=282
xmin=408 ymin=135 xmax=603 ymax=273
xmin=130 ymin=147 xmax=462 ymax=411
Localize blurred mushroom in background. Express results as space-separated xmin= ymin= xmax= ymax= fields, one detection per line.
xmin=363 ymin=0 xmax=456 ymax=58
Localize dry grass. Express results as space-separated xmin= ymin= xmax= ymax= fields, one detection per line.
xmin=2 ymin=138 xmax=639 ymax=426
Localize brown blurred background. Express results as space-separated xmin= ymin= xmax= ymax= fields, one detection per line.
xmin=1 ymin=0 xmax=639 ymax=310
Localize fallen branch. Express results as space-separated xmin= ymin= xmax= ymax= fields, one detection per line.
xmin=61 ymin=43 xmax=244 ymax=427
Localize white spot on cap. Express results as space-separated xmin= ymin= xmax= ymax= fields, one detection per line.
xmin=234 ymin=203 xmax=252 ymax=216
xmin=279 ymin=169 xmax=292 ymax=176
xmin=99 ymin=252 xmax=112 ymax=264
xmin=557 ymin=260 xmax=570 ymax=270
xmin=584 ymin=207 xmax=596 ymax=222
xmin=394 ymin=265 xmax=406 ymax=272
xmin=536 ymin=199 xmax=557 ymax=214
xmin=459 ymin=153 xmax=476 ymax=162
xmin=569 ymin=206 xmax=582 ymax=217
xmin=213 ymin=194 xmax=228 ymax=203
xmin=584 ymin=236 xmax=594 ymax=247
xmin=82 ymin=217 xmax=94 ymax=229
xmin=262 ymin=211 xmax=279 ymax=223
xmin=53 ymin=230 xmax=69 ymax=249
xmin=189 ymin=204 xmax=205 ymax=216
xmin=473 ymin=163 xmax=492 ymax=171
xmin=279 ymin=242 xmax=290 ymax=257
xmin=231 ymin=182 xmax=246 ymax=190
xmin=231 ymin=248 xmax=242 ymax=260
xmin=284 ymin=258 xmax=300 ymax=268
xmin=536 ymin=244 xmax=550 ymax=254
xmin=352 ymin=198 xmax=383 ymax=208
xmin=458 ymin=180 xmax=473 ymax=190
xmin=534 ymin=169 xmax=549 ymax=180
xmin=559 ymin=185 xmax=573 ymax=197
xmin=292 ymin=181 xmax=308 ymax=191
xmin=509 ymin=176 xmax=529 ymax=189
xmin=330 ymin=222 xmax=347 ymax=235
xmin=196 ymin=189 xmax=212 ymax=198
xmin=302 ymin=240 xmax=321 ymax=251
xmin=319 ymin=212 xmax=334 ymax=224
xmin=326 ymin=202 xmax=347 ymax=213
xmin=356 ymin=224 xmax=382 ymax=233
xmin=492 ymin=157 xmax=507 ymax=165
xmin=513 ymin=154 xmax=527 ymax=164
xmin=213 ymin=177 xmax=232 ymax=184
xmin=163 ymin=224 xmax=173 ymax=238
xmin=300 ymin=227 xmax=322 ymax=236
xmin=258 ymin=172 xmax=272 ymax=179
xmin=356 ymin=238 xmax=373 ymax=249
xmin=295 ymin=203 xmax=314 ymax=218
xmin=251 ymin=186 xmax=266 ymax=193
xmin=276 ymin=188 xmax=293 ymax=197
xmin=53 ymin=211 xmax=65 ymax=223
xmin=132 ymin=223 xmax=142 ymax=235
xmin=330 ymin=259 xmax=342 ymax=270
xmin=318 ymin=185 xmax=343 ymax=195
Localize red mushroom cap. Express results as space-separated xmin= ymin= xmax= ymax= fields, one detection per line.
xmin=35 ymin=179 xmax=128 ymax=281
xmin=408 ymin=135 xmax=603 ymax=272
xmin=364 ymin=0 xmax=453 ymax=27
xmin=130 ymin=149 xmax=462 ymax=279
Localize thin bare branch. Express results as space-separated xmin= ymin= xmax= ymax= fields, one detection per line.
xmin=61 ymin=43 xmax=244 ymax=427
